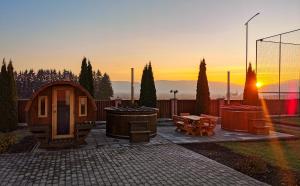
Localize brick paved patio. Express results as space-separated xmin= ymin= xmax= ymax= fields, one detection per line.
xmin=0 ymin=142 xmax=267 ymax=185
xmin=158 ymin=125 xmax=295 ymax=144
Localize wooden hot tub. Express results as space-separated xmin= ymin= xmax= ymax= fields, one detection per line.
xmin=105 ymin=106 xmax=158 ymax=139
xmin=221 ymin=105 xmax=264 ymax=133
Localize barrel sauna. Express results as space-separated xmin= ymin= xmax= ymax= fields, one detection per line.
xmin=25 ymin=81 xmax=97 ymax=147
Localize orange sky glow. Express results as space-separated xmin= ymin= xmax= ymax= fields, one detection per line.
xmin=1 ymin=1 xmax=300 ymax=86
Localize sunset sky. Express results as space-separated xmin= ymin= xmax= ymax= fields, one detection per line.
xmin=0 ymin=0 xmax=299 ymax=85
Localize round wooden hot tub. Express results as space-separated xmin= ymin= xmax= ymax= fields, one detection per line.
xmin=105 ymin=106 xmax=158 ymax=139
xmin=221 ymin=105 xmax=263 ymax=132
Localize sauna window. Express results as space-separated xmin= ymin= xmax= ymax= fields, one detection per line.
xmin=38 ymin=96 xmax=48 ymax=118
xmin=79 ymin=97 xmax=87 ymax=117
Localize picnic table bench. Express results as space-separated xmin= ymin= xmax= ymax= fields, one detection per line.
xmin=172 ymin=114 xmax=217 ymax=136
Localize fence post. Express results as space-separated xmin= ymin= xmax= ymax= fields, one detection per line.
xmin=170 ymin=98 xmax=178 ymax=116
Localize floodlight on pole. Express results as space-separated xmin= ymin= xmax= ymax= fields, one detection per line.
xmin=245 ymin=12 xmax=260 ymax=76
xmin=170 ymin=90 xmax=178 ymax=99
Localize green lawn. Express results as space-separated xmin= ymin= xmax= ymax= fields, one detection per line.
xmin=272 ymin=116 xmax=300 ymax=126
xmin=219 ymin=140 xmax=300 ymax=172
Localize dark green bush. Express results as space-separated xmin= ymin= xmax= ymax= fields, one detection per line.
xmin=0 ymin=133 xmax=16 ymax=153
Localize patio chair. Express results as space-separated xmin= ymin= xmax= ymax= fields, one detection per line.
xmin=172 ymin=115 xmax=188 ymax=132
xmin=200 ymin=114 xmax=221 ymax=124
xmin=200 ymin=117 xmax=217 ymax=136
xmin=185 ymin=120 xmax=203 ymax=136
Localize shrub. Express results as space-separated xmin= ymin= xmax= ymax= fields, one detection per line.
xmin=0 ymin=133 xmax=16 ymax=153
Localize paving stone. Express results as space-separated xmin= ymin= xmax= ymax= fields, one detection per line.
xmin=0 ymin=142 xmax=267 ymax=185
xmin=158 ymin=125 xmax=295 ymax=144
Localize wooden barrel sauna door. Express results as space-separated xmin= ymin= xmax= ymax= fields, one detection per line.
xmin=52 ymin=87 xmax=75 ymax=139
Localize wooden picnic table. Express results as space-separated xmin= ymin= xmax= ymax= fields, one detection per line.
xmin=181 ymin=115 xmax=204 ymax=122
xmin=181 ymin=115 xmax=204 ymax=124
xmin=180 ymin=115 xmax=216 ymax=136
xmin=173 ymin=115 xmax=217 ymax=136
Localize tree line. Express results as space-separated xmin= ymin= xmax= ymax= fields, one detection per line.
xmin=78 ymin=57 xmax=113 ymax=100
xmin=15 ymin=57 xmax=113 ymax=100
xmin=16 ymin=69 xmax=78 ymax=98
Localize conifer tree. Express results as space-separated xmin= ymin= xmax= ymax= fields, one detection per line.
xmin=139 ymin=64 xmax=148 ymax=106
xmin=0 ymin=60 xmax=8 ymax=131
xmin=94 ymin=70 xmax=102 ymax=99
xmin=79 ymin=57 xmax=88 ymax=87
xmin=139 ymin=62 xmax=157 ymax=107
xmin=87 ymin=61 xmax=94 ymax=97
xmin=195 ymin=59 xmax=210 ymax=115
xmin=147 ymin=62 xmax=157 ymax=107
xmin=98 ymin=73 xmax=113 ymax=100
xmin=79 ymin=57 xmax=94 ymax=96
xmin=6 ymin=60 xmax=17 ymax=131
xmin=243 ymin=63 xmax=259 ymax=105
xmin=0 ymin=59 xmax=17 ymax=132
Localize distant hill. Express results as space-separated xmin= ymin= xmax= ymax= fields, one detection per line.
xmin=111 ymin=79 xmax=300 ymax=100
xmin=260 ymin=79 xmax=300 ymax=92
xmin=112 ymin=80 xmax=244 ymax=99
xmin=259 ymin=79 xmax=300 ymax=99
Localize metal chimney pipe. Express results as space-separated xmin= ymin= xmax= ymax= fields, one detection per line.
xmin=227 ymin=71 xmax=230 ymax=105
xmin=131 ymin=68 xmax=134 ymax=104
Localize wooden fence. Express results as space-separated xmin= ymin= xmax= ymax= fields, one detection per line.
xmin=157 ymin=100 xmax=171 ymax=118
xmin=17 ymin=99 xmax=299 ymax=123
xmin=95 ymin=100 xmax=116 ymax=121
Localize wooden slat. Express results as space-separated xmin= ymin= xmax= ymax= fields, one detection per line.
xmin=95 ymin=100 xmax=115 ymax=121
xmin=156 ymin=100 xmax=171 ymax=118
xmin=177 ymin=100 xmax=196 ymax=115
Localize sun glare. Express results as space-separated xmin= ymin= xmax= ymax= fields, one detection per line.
xmin=256 ymin=82 xmax=263 ymax=88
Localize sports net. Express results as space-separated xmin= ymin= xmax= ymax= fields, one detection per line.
xmin=256 ymin=29 xmax=300 ymax=115
xmin=257 ymin=30 xmax=300 ymax=99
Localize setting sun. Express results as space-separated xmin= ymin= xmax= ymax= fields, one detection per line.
xmin=256 ymin=81 xmax=263 ymax=88
xmin=1 ymin=1 xmax=300 ymax=185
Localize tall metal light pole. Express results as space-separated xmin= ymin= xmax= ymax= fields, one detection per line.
xmin=245 ymin=12 xmax=260 ymax=75
xmin=131 ymin=68 xmax=134 ymax=104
